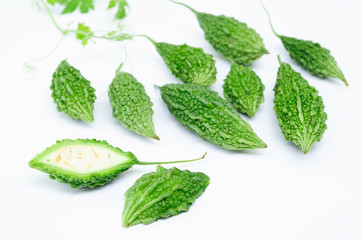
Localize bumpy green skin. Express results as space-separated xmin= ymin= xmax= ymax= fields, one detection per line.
xmin=154 ymin=42 xmax=217 ymax=86
xmin=108 ymin=72 xmax=159 ymax=140
xmin=159 ymin=84 xmax=266 ymax=150
xmin=29 ymin=139 xmax=138 ymax=188
xmin=280 ymin=36 xmax=347 ymax=86
xmin=274 ymin=59 xmax=327 ymax=153
xmin=195 ymin=12 xmax=268 ymax=65
xmin=122 ymin=166 xmax=209 ymax=227
xmin=50 ymin=60 xmax=96 ymax=122
xmin=223 ymin=63 xmax=265 ymax=117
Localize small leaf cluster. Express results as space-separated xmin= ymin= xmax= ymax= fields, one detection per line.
xmin=47 ymin=0 xmax=128 ymax=19
xmin=108 ymin=0 xmax=128 ymax=19
xmin=47 ymin=0 xmax=95 ymax=14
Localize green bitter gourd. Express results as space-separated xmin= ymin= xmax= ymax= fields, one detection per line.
xmin=140 ymin=35 xmax=217 ymax=86
xmin=170 ymin=0 xmax=268 ymax=65
xmin=223 ymin=63 xmax=265 ymax=117
xmin=159 ymin=83 xmax=267 ymax=150
xmin=274 ymin=56 xmax=327 ymax=153
xmin=122 ymin=165 xmax=209 ymax=227
xmin=261 ymin=1 xmax=347 ymax=85
xmin=29 ymin=139 xmax=205 ymax=188
xmin=108 ymin=72 xmax=159 ymax=140
xmin=50 ymin=59 xmax=96 ymax=122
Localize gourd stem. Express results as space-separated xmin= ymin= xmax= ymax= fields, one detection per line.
xmin=40 ymin=0 xmax=67 ymax=35
xmin=219 ymin=56 xmax=236 ymax=65
xmin=115 ymin=62 xmax=124 ymax=74
xmin=277 ymin=55 xmax=282 ymax=65
xmin=168 ymin=0 xmax=198 ymax=14
xmin=135 ymin=152 xmax=207 ymax=165
xmin=133 ymin=34 xmax=157 ymax=45
xmin=25 ymin=34 xmax=65 ymax=65
xmin=259 ymin=0 xmax=280 ymax=38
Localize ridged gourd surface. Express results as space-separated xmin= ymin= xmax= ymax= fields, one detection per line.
xmin=160 ymin=83 xmax=266 ymax=150
xmin=280 ymin=36 xmax=347 ymax=85
xmin=274 ymin=61 xmax=327 ymax=153
xmin=50 ymin=60 xmax=96 ymax=122
xmin=108 ymin=72 xmax=159 ymax=140
xmin=223 ymin=63 xmax=265 ymax=117
xmin=122 ymin=166 xmax=209 ymax=227
xmin=155 ymin=42 xmax=217 ymax=86
xmin=196 ymin=12 xmax=268 ymax=65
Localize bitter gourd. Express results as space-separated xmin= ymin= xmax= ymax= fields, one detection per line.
xmin=108 ymin=72 xmax=159 ymax=140
xmin=274 ymin=56 xmax=327 ymax=153
xmin=223 ymin=63 xmax=265 ymax=117
xmin=50 ymin=60 xmax=96 ymax=122
xmin=29 ymin=139 xmax=205 ymax=188
xmin=141 ymin=35 xmax=217 ymax=86
xmin=280 ymin=36 xmax=347 ymax=86
xmin=159 ymin=83 xmax=267 ymax=150
xmin=170 ymin=0 xmax=268 ymax=65
xmin=122 ymin=165 xmax=209 ymax=227
xmin=261 ymin=2 xmax=347 ymax=85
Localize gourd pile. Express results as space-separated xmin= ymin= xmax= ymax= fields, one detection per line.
xmin=29 ymin=0 xmax=348 ymax=227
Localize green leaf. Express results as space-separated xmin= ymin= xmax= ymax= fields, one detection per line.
xmin=48 ymin=0 xmax=94 ymax=14
xmin=108 ymin=0 xmax=117 ymax=8
xmin=79 ymin=0 xmax=94 ymax=13
xmin=47 ymin=0 xmax=67 ymax=5
xmin=61 ymin=0 xmax=79 ymax=13
xmin=76 ymin=23 xmax=94 ymax=46
xmin=108 ymin=0 xmax=129 ymax=19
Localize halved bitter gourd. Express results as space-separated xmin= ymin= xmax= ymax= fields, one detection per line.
xmin=29 ymin=139 xmax=205 ymax=188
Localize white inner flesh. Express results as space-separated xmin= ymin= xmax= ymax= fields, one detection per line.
xmin=45 ymin=145 xmax=131 ymax=173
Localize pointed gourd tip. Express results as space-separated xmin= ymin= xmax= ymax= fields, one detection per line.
xmin=28 ymin=160 xmax=35 ymax=168
xmin=122 ymin=222 xmax=130 ymax=228
xmin=83 ymin=116 xmax=94 ymax=122
xmin=342 ymin=78 xmax=349 ymax=86
xmin=152 ymin=135 xmax=160 ymax=141
xmin=302 ymin=147 xmax=310 ymax=154
xmin=247 ymin=111 xmax=256 ymax=117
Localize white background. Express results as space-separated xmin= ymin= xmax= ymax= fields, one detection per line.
xmin=1 ymin=0 xmax=361 ymax=239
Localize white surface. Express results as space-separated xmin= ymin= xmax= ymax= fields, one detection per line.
xmin=1 ymin=0 xmax=361 ymax=239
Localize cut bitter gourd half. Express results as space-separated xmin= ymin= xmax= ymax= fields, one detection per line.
xmin=29 ymin=139 xmax=206 ymax=188
xmin=29 ymin=139 xmax=138 ymax=188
